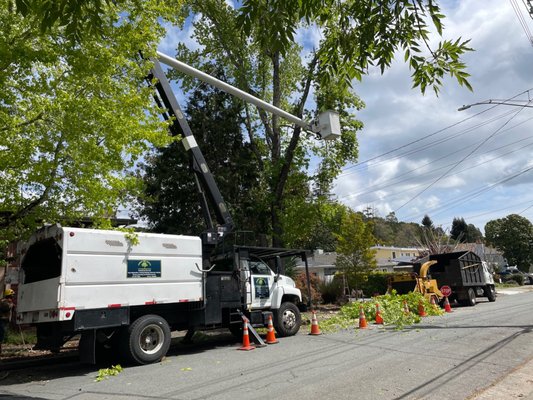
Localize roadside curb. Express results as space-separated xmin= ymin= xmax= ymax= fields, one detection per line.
xmin=469 ymin=356 xmax=533 ymax=399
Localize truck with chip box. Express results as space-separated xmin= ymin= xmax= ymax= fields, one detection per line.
xmin=14 ymin=56 xmax=328 ymax=365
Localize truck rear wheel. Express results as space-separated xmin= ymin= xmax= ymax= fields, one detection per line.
xmin=466 ymin=288 xmax=476 ymax=307
xmin=485 ymin=285 xmax=496 ymax=302
xmin=274 ymin=302 xmax=301 ymax=337
xmin=123 ymin=315 xmax=171 ymax=365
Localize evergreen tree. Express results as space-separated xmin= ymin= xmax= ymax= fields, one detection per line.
xmin=137 ymin=66 xmax=262 ymax=235
xmin=451 ymin=217 xmax=467 ymax=241
xmin=421 ymin=215 xmax=434 ymax=230
xmin=451 ymin=218 xmax=482 ymax=242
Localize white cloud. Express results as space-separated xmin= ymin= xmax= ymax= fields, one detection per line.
xmin=334 ymin=0 xmax=533 ymax=232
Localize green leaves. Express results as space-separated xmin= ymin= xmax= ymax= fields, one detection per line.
xmin=485 ymin=215 xmax=533 ymax=271
xmin=0 ymin=1 xmax=180 ymax=238
xmin=320 ymin=291 xmax=444 ymax=331
xmin=95 ymin=364 xmax=123 ymax=382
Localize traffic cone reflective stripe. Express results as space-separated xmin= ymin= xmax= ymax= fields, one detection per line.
xmin=358 ymin=306 xmax=368 ymax=329
xmin=309 ymin=310 xmax=322 ymax=335
xmin=403 ymin=300 xmax=410 ymax=315
xmin=418 ymin=300 xmax=427 ymax=317
xmin=265 ymin=314 xmax=279 ymax=344
xmin=238 ymin=318 xmax=255 ymax=351
xmin=375 ymin=303 xmax=384 ymax=325
xmin=444 ymin=296 xmax=453 ymax=313
xmin=430 ymin=296 xmax=439 ymax=310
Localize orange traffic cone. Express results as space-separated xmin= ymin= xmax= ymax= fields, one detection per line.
xmin=418 ymin=300 xmax=427 ymax=317
xmin=403 ymin=300 xmax=410 ymax=315
xmin=430 ymin=295 xmax=439 ymax=310
xmin=309 ymin=310 xmax=322 ymax=335
xmin=375 ymin=303 xmax=384 ymax=325
xmin=238 ymin=318 xmax=255 ymax=351
xmin=443 ymin=296 xmax=453 ymax=313
xmin=358 ymin=306 xmax=368 ymax=329
xmin=265 ymin=314 xmax=279 ymax=344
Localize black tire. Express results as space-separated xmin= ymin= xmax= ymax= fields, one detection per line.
xmin=94 ymin=329 xmax=121 ymax=364
xmin=274 ymin=302 xmax=301 ymax=337
xmin=485 ymin=285 xmax=496 ymax=302
xmin=123 ymin=315 xmax=171 ymax=365
xmin=466 ymin=288 xmax=476 ymax=307
xmin=228 ymin=323 xmax=243 ymax=338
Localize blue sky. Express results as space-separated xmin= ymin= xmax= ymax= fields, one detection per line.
xmin=156 ymin=0 xmax=533 ymax=234
xmin=338 ymin=0 xmax=533 ymax=232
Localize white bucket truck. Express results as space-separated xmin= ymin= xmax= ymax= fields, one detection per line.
xmin=17 ymin=225 xmax=307 ymax=364
xmin=15 ymin=56 xmax=317 ymax=364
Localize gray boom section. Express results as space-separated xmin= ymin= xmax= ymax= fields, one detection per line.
xmin=149 ymin=60 xmax=234 ymax=241
xmin=157 ymin=51 xmax=312 ymax=131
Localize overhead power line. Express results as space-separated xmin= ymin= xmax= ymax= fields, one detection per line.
xmin=341 ymin=88 xmax=533 ymax=174
xmin=510 ymin=0 xmax=533 ymax=46
xmin=342 ymin=133 xmax=533 ymax=202
xmin=394 ymin=102 xmax=532 ymax=213
xmin=404 ymin=163 xmax=533 ymax=222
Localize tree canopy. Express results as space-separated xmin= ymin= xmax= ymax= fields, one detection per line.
xmin=170 ymin=0 xmax=471 ymax=246
xmin=2 ymin=0 xmax=473 ymax=251
xmin=1 ymin=1 xmax=182 ymax=240
xmin=485 ymin=214 xmax=533 ymax=271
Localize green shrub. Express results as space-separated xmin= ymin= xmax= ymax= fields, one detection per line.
xmin=5 ymin=326 xmax=37 ymax=345
xmin=319 ymin=279 xmax=343 ymax=304
xmin=345 ymin=272 xmax=390 ymax=297
xmin=508 ymin=274 xmax=525 ymax=285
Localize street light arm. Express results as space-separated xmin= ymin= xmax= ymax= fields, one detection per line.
xmin=458 ymin=99 xmax=533 ymax=111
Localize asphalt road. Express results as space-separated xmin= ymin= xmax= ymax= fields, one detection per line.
xmin=1 ymin=288 xmax=533 ymax=400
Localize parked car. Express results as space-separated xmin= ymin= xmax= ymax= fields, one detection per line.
xmin=499 ymin=267 xmax=533 ymax=284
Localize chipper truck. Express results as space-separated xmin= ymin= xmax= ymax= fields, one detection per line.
xmin=390 ymin=251 xmax=496 ymax=306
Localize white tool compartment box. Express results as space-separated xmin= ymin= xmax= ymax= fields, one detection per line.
xmin=17 ymin=226 xmax=203 ymax=324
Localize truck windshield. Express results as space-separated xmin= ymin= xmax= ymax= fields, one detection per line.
xmin=249 ymin=260 xmax=271 ymax=275
xmin=21 ymin=238 xmax=62 ymax=283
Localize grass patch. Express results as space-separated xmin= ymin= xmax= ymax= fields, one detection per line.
xmin=5 ymin=326 xmax=37 ymax=345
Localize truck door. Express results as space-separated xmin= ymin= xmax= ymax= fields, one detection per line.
xmin=249 ymin=260 xmax=275 ymax=309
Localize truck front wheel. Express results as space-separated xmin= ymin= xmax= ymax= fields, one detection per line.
xmin=123 ymin=315 xmax=171 ymax=365
xmin=274 ymin=302 xmax=301 ymax=337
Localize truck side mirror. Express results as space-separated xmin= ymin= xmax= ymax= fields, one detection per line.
xmin=274 ymin=256 xmax=282 ymax=280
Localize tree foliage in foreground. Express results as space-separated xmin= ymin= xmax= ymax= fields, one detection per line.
xmin=1 ymin=1 xmax=182 ymax=240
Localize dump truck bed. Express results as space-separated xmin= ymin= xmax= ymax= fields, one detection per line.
xmin=418 ymin=251 xmax=488 ymax=287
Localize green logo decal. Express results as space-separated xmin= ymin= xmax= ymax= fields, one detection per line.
xmin=127 ymin=260 xmax=161 ymax=278
xmin=254 ymin=277 xmax=270 ymax=299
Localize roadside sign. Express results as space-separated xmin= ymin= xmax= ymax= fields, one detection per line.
xmin=440 ymin=285 xmax=452 ymax=297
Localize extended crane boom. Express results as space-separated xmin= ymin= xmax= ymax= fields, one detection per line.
xmin=148 ymin=60 xmax=234 ymax=245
